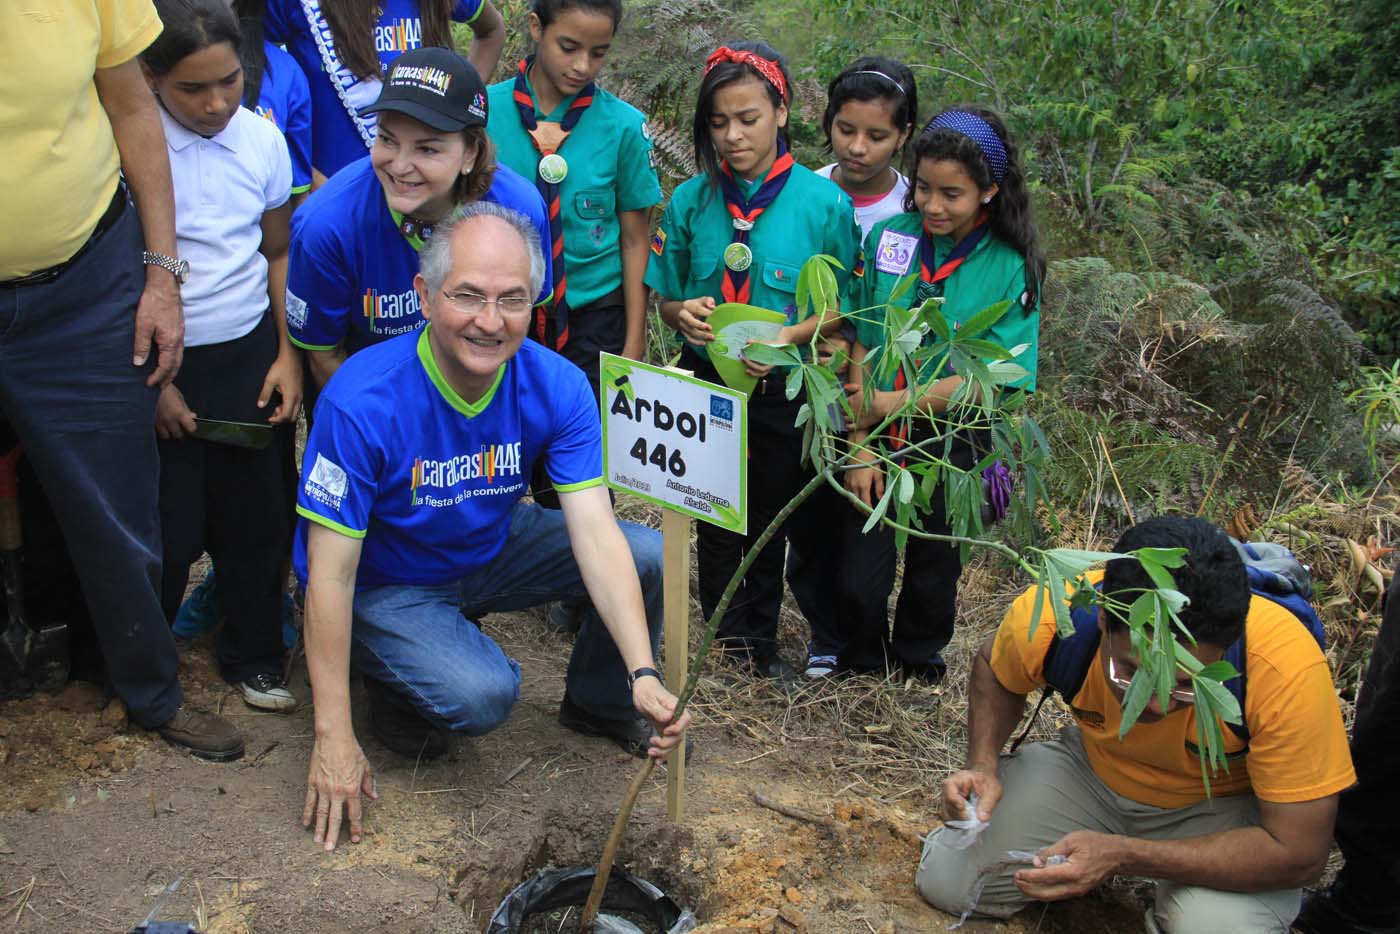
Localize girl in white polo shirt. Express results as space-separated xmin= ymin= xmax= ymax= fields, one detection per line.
xmin=142 ymin=0 xmax=301 ymax=712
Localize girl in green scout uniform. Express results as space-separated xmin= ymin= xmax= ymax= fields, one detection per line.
xmin=486 ymin=0 xmax=661 ymax=388
xmin=646 ymin=42 xmax=861 ymax=683
xmin=839 ymin=106 xmax=1044 ymax=682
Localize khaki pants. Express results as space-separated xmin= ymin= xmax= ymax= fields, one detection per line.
xmin=916 ymin=727 xmax=1300 ymax=933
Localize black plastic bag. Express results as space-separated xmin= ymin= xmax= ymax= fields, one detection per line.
xmin=487 ymin=866 xmax=693 ymax=934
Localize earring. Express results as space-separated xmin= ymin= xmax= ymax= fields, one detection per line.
xmin=982 ymin=196 xmax=992 ymax=204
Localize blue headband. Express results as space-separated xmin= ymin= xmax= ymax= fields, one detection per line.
xmin=925 ymin=111 xmax=1008 ymax=183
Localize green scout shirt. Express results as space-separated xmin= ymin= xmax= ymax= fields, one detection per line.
xmin=850 ymin=212 xmax=1039 ymax=391
xmin=645 ymin=165 xmax=861 ymax=361
xmin=487 ymin=77 xmax=661 ymax=309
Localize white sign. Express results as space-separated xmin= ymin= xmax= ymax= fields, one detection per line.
xmin=600 ymin=354 xmax=748 ymax=533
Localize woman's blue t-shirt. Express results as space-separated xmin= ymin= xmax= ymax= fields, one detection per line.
xmin=286 ymin=156 xmax=552 ymax=353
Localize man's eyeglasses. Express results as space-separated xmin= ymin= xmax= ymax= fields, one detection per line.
xmin=440 ymin=289 xmax=533 ymax=318
xmin=1105 ymin=647 xmax=1196 ymax=706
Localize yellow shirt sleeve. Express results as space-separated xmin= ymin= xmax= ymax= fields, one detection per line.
xmin=95 ymin=0 xmax=163 ymax=69
xmin=988 ymin=584 xmax=1062 ymax=695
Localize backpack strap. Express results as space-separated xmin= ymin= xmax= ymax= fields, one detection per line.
xmin=1042 ymin=602 xmax=1103 ymax=697
xmin=1222 ymin=626 xmax=1250 ymax=743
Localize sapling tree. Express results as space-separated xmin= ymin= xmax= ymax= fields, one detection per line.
xmin=579 ymin=254 xmax=1241 ymax=929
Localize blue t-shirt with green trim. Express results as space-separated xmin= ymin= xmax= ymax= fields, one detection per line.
xmin=293 ymin=328 xmax=603 ymax=588
xmin=254 ymin=41 xmax=317 ymax=196
xmin=263 ymin=0 xmax=486 ymax=177
xmin=286 ymin=156 xmax=552 ymax=353
xmin=251 ymin=41 xmax=313 ymax=194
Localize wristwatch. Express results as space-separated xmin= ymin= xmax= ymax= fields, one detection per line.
xmin=143 ymin=251 xmax=190 ymax=285
xmin=627 ymin=667 xmax=664 ymax=690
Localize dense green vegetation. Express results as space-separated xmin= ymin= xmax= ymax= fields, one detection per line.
xmin=471 ymin=0 xmax=1399 ymax=506
xmin=764 ymin=0 xmax=1399 ymax=358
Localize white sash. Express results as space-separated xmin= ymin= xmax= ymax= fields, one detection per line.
xmin=300 ymin=0 xmax=382 ymax=150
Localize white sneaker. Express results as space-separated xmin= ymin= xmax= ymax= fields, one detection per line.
xmin=804 ymin=655 xmax=838 ymax=679
xmin=240 ymin=673 xmax=297 ymax=712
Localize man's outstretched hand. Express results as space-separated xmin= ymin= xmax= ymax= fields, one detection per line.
xmin=303 ymin=732 xmax=379 ymax=851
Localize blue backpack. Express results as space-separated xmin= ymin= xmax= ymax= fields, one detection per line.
xmin=1031 ymin=540 xmax=1325 ymax=745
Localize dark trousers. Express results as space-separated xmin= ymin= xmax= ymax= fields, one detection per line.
xmin=530 ymin=290 xmax=625 ymax=508
xmin=0 ymin=202 xmax=182 ymax=727
xmin=790 ymin=431 xmax=975 ymax=675
xmin=158 ymin=314 xmax=290 ymax=682
xmin=1332 ymin=562 xmax=1400 ymax=917
xmin=680 ymin=350 xmax=822 ymax=662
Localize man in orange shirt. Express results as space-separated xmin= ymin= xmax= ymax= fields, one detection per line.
xmin=918 ymin=516 xmax=1355 ymax=933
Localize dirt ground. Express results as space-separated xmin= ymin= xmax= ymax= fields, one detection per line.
xmin=0 ymin=585 xmax=1156 ymax=934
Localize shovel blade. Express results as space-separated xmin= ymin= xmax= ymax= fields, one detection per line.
xmin=26 ymin=621 xmax=68 ymax=692
xmin=0 ymin=619 xmax=33 ymax=699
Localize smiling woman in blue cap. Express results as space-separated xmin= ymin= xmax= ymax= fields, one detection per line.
xmin=286 ymin=47 xmax=552 ymax=402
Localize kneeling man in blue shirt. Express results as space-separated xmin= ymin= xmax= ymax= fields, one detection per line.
xmin=295 ymin=201 xmax=689 ymax=851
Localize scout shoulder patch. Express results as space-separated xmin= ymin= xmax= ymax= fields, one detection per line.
xmin=874 ymin=229 xmax=918 ymax=276
xmin=651 ymin=227 xmax=666 ymax=255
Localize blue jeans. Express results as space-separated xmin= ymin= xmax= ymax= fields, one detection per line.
xmin=0 ymin=200 xmax=182 ymax=727
xmin=349 ymin=502 xmax=662 ymax=733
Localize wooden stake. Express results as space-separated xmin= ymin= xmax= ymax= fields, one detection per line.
xmin=661 ymin=507 xmax=691 ymax=823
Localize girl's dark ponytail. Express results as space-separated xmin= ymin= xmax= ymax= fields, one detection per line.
xmin=906 ymin=106 xmax=1044 ymax=310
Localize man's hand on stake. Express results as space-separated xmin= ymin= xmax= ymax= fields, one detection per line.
xmin=630 ymin=678 xmax=692 ymax=759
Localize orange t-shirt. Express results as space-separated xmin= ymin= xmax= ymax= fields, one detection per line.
xmin=989 ymin=574 xmax=1356 ymax=808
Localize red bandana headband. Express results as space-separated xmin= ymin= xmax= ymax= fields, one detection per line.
xmin=704 ymin=46 xmax=789 ymax=101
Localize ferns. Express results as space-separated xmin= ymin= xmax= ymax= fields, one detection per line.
xmin=1039 ymin=255 xmax=1374 ymax=523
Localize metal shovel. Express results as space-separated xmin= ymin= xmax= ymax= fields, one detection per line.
xmin=0 ymin=445 xmax=70 ymax=697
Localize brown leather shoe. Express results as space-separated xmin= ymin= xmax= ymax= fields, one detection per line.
xmin=157 ymin=705 xmax=245 ymax=761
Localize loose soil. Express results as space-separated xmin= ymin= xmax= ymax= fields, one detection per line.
xmin=0 ymin=604 xmax=1144 ymax=934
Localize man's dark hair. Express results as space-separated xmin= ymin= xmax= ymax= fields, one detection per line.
xmin=1102 ymin=516 xmax=1250 ymax=647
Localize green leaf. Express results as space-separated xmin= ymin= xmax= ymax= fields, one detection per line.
xmin=954 ymin=299 xmax=1013 ymax=340
xmin=861 ymin=475 xmax=895 ymax=535
xmin=1044 ymin=548 xmax=1124 ymax=572
xmin=951 ymin=338 xmax=1015 ymax=361
xmin=742 ymin=342 xmax=801 ymax=367
xmin=987 ymin=361 xmax=1030 ymax=385
xmin=889 ymin=272 xmax=918 ymax=306
xmin=896 ymin=469 xmax=915 ymax=505
xmin=785 ymin=365 xmax=803 ymax=400
xmin=1196 ymin=675 xmax=1243 ymax=724
xmin=1134 ymin=547 xmax=1188 ymax=569
xmin=920 ymin=299 xmax=952 ymax=342
xmin=1195 ymin=660 xmax=1240 ymax=684
xmin=1119 ymin=668 xmax=1154 ymax=739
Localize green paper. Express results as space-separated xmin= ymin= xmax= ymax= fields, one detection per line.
xmin=192 ymin=417 xmax=274 ymax=450
xmin=705 ymin=302 xmax=787 ymax=394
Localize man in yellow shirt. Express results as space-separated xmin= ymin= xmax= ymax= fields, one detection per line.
xmin=0 ymin=0 xmax=240 ymax=758
xmin=918 ymin=517 xmax=1355 ymax=933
